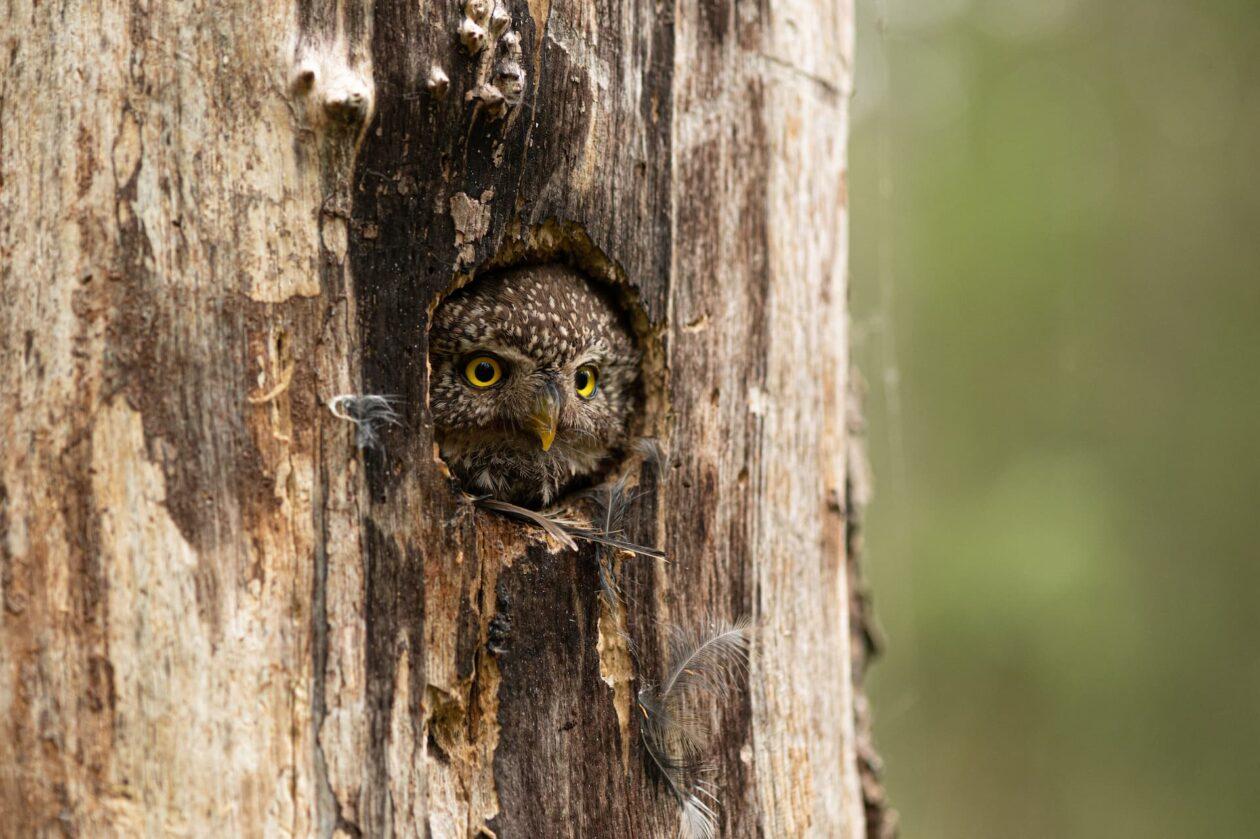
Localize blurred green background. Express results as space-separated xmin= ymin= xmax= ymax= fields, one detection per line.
xmin=849 ymin=0 xmax=1260 ymax=836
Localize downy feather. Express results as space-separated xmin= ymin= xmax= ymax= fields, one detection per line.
xmin=328 ymin=394 xmax=402 ymax=451
xmin=640 ymin=618 xmax=752 ymax=839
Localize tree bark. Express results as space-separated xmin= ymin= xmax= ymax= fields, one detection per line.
xmin=0 ymin=0 xmax=862 ymax=835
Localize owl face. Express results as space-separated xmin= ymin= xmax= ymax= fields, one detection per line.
xmin=429 ymin=265 xmax=640 ymax=506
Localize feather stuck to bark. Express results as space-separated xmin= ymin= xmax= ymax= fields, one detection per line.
xmin=476 ymin=437 xmax=667 ymax=564
xmin=474 ymin=496 xmax=665 ymax=559
xmin=585 ymin=472 xmax=636 ymax=536
xmin=584 ymin=472 xmax=637 ymax=608
xmin=632 ymin=436 xmax=666 ymax=471
xmin=640 ymin=619 xmax=752 ymax=839
xmin=327 ymin=394 xmax=401 ymax=450
xmin=583 ymin=437 xmax=667 ymax=606
xmin=474 ymin=497 xmax=582 ymax=550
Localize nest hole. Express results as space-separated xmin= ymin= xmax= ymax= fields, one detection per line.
xmin=425 ymin=221 xmax=664 ymax=510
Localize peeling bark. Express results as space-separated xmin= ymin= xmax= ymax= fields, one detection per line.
xmin=0 ymin=0 xmax=867 ymax=835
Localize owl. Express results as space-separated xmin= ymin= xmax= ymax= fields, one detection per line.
xmin=429 ymin=264 xmax=640 ymax=506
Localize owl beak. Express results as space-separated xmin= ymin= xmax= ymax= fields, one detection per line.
xmin=528 ymin=382 xmax=562 ymax=452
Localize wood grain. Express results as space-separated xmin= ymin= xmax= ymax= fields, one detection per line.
xmin=0 ymin=0 xmax=863 ymax=834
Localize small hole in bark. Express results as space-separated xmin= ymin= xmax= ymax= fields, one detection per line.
xmin=425 ymin=222 xmax=662 ymax=510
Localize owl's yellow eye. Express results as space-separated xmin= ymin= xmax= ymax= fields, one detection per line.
xmin=574 ymin=365 xmax=598 ymax=399
xmin=463 ymin=355 xmax=504 ymax=388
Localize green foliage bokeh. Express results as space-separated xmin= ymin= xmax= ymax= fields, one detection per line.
xmin=850 ymin=1 xmax=1260 ymax=836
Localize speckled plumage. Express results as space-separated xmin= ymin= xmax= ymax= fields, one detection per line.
xmin=429 ymin=264 xmax=639 ymax=506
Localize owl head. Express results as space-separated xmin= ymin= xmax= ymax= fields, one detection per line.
xmin=429 ymin=264 xmax=640 ymax=506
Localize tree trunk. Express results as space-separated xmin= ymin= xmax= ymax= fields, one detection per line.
xmin=0 ymin=0 xmax=864 ymax=835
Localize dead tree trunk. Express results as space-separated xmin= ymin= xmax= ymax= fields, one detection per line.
xmin=0 ymin=0 xmax=866 ymax=835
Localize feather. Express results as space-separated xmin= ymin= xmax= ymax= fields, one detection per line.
xmin=475 ymin=498 xmax=665 ymax=559
xmin=633 ymin=436 xmax=667 ymax=473
xmin=477 ymin=471 xmax=665 ymax=561
xmin=596 ymin=551 xmax=624 ymax=608
xmin=582 ymin=475 xmax=635 ymax=609
xmin=661 ymin=619 xmax=752 ymax=701
xmin=328 ymin=394 xmax=402 ymax=451
xmin=640 ymin=618 xmax=752 ymax=839
xmin=584 ymin=472 xmax=636 ymax=536
xmin=567 ymin=527 xmax=666 ymax=559
xmin=475 ymin=439 xmax=666 ymax=610
xmin=474 ymin=497 xmax=580 ymax=551
xmin=577 ymin=468 xmax=665 ymax=611
xmin=679 ymin=794 xmax=719 ymax=839
xmin=580 ymin=437 xmax=664 ymax=542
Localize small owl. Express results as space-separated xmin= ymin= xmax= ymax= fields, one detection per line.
xmin=429 ymin=264 xmax=640 ymax=506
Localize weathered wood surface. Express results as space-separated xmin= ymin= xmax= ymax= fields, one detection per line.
xmin=0 ymin=0 xmax=860 ymax=835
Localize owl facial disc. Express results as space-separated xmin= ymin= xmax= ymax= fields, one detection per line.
xmin=428 ymin=263 xmax=641 ymax=506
